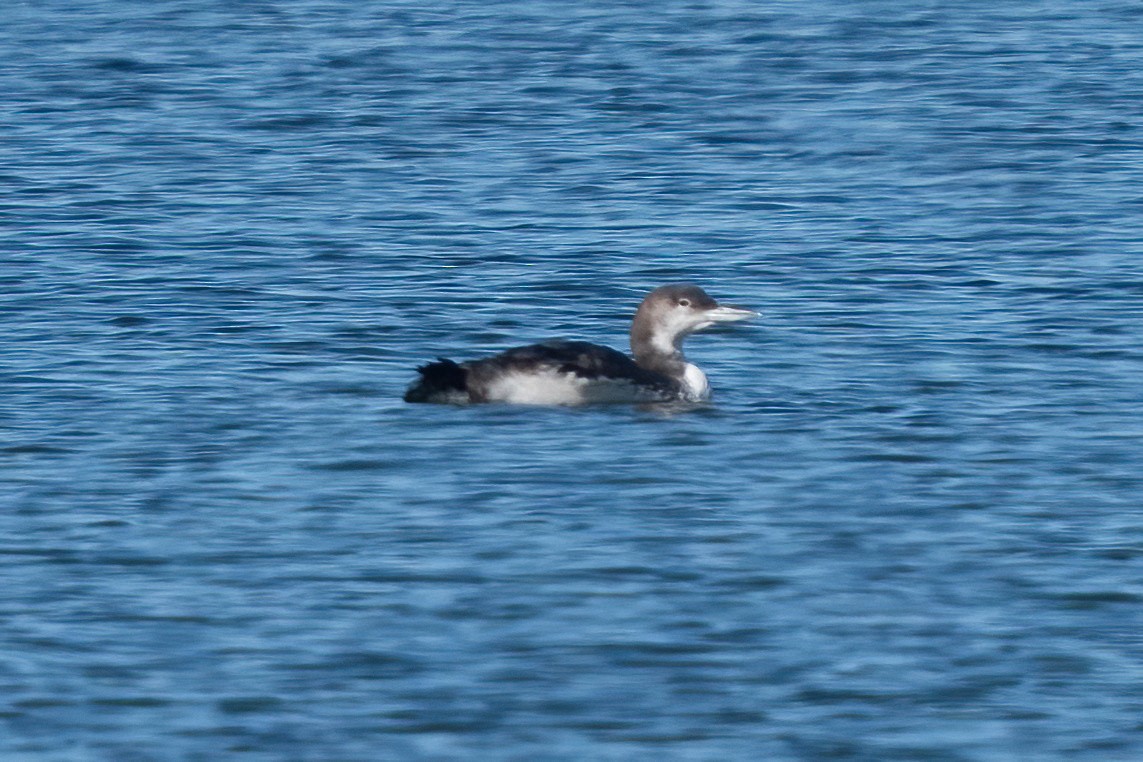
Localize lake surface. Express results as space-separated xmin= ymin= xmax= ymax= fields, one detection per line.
xmin=3 ymin=1 xmax=1142 ymax=759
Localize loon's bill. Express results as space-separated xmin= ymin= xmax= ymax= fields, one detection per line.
xmin=404 ymin=284 xmax=757 ymax=406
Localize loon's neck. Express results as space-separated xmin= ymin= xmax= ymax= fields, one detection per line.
xmin=631 ymin=322 xmax=685 ymax=375
xmin=631 ymin=333 xmax=709 ymax=401
xmin=633 ymin=345 xmax=685 ymax=377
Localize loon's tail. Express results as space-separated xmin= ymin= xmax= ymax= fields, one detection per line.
xmin=403 ymin=358 xmax=470 ymax=403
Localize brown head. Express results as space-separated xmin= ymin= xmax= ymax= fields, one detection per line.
xmin=629 ymin=284 xmax=757 ymax=373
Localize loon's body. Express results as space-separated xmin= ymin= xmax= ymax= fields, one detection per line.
xmin=404 ymin=284 xmax=757 ymax=406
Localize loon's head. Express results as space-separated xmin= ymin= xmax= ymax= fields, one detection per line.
xmin=630 ymin=284 xmax=758 ymax=362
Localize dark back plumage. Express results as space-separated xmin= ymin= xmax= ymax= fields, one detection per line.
xmin=481 ymin=341 xmax=660 ymax=381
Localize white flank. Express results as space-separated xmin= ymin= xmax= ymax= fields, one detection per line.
xmin=483 ymin=369 xmax=658 ymax=405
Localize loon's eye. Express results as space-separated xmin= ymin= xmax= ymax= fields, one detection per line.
xmin=678 ymin=298 xmax=691 ymax=307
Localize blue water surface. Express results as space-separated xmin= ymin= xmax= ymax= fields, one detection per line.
xmin=3 ymin=1 xmax=1142 ymax=759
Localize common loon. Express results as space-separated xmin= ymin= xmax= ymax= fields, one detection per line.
xmin=403 ymin=284 xmax=758 ymax=405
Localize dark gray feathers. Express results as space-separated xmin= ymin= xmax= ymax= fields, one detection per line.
xmin=404 ymin=340 xmax=678 ymax=404
xmin=403 ymin=358 xmax=468 ymax=403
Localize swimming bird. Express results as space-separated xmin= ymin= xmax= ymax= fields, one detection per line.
xmin=403 ymin=284 xmax=757 ymax=405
